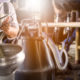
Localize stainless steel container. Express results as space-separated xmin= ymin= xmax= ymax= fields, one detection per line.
xmin=0 ymin=44 xmax=25 ymax=80
xmin=15 ymin=37 xmax=55 ymax=80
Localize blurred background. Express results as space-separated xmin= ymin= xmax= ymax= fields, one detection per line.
xmin=11 ymin=0 xmax=54 ymax=22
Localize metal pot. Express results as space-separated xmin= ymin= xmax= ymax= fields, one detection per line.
xmin=15 ymin=37 xmax=55 ymax=80
xmin=0 ymin=44 xmax=25 ymax=76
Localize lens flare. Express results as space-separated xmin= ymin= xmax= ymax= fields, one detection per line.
xmin=25 ymin=0 xmax=42 ymax=12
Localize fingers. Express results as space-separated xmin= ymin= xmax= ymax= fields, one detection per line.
xmin=1 ymin=23 xmax=9 ymax=30
xmin=5 ymin=16 xmax=10 ymax=22
xmin=3 ymin=16 xmax=10 ymax=24
xmin=0 ymin=16 xmax=11 ymax=33
xmin=1 ymin=20 xmax=10 ymax=31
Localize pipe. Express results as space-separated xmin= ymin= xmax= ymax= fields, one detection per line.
xmin=41 ymin=22 xmax=80 ymax=27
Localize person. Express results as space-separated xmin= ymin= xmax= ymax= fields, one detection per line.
xmin=52 ymin=0 xmax=80 ymax=70
xmin=0 ymin=0 xmax=19 ymax=43
xmin=52 ymin=0 xmax=80 ymax=52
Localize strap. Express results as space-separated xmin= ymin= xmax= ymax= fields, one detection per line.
xmin=3 ymin=2 xmax=9 ymax=14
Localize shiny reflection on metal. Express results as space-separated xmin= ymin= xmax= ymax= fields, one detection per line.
xmin=15 ymin=37 xmax=54 ymax=80
xmin=0 ymin=44 xmax=25 ymax=76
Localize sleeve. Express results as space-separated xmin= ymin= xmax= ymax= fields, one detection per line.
xmin=7 ymin=2 xmax=19 ymax=40
xmin=8 ymin=2 xmax=19 ymax=29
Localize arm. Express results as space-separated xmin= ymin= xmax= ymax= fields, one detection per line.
xmin=1 ymin=2 xmax=19 ymax=39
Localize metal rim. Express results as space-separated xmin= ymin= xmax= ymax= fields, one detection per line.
xmin=0 ymin=44 xmax=23 ymax=66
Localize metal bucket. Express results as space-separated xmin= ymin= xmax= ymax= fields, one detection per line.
xmin=15 ymin=37 xmax=55 ymax=80
xmin=0 ymin=44 xmax=25 ymax=76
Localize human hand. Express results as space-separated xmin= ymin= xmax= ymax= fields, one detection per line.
xmin=1 ymin=16 xmax=11 ymax=32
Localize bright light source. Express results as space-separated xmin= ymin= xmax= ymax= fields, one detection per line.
xmin=25 ymin=0 xmax=42 ymax=12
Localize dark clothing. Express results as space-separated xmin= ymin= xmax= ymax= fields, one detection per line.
xmin=53 ymin=0 xmax=80 ymax=11
xmin=64 ymin=29 xmax=76 ymax=51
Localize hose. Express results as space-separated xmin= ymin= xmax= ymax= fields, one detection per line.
xmin=43 ymin=40 xmax=54 ymax=68
xmin=42 ymin=32 xmax=68 ymax=70
xmin=47 ymin=38 xmax=68 ymax=70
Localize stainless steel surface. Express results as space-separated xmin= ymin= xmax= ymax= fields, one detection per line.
xmin=0 ymin=44 xmax=25 ymax=76
xmin=15 ymin=37 xmax=55 ymax=80
xmin=0 ymin=73 xmax=14 ymax=80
